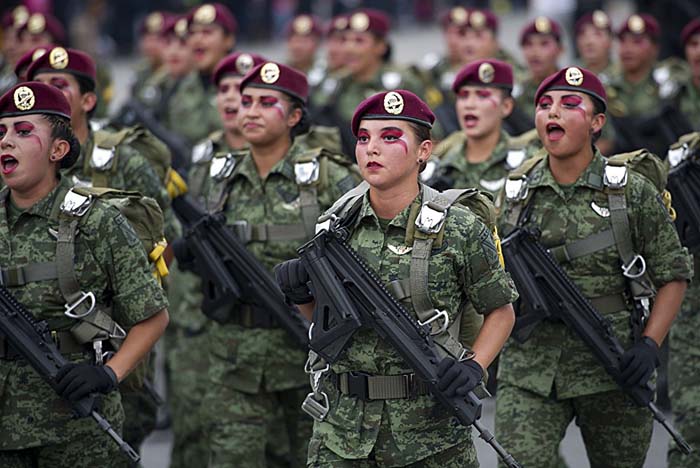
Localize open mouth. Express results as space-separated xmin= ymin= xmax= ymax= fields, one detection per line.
xmin=546 ymin=122 xmax=565 ymax=141
xmin=463 ymin=114 xmax=479 ymax=128
xmin=224 ymin=106 xmax=238 ymax=117
xmin=1 ymin=155 xmax=18 ymax=175
xmin=366 ymin=161 xmax=383 ymax=169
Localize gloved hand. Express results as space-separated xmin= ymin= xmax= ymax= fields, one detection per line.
xmin=436 ymin=357 xmax=484 ymax=398
xmin=619 ymin=336 xmax=660 ymax=387
xmin=274 ymin=258 xmax=313 ymax=304
xmin=55 ymin=362 xmax=119 ymax=402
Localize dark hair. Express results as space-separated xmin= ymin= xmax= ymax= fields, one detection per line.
xmin=289 ymin=98 xmax=311 ymax=139
xmin=381 ymin=40 xmax=392 ymax=63
xmin=43 ymin=114 xmax=81 ymax=169
xmin=591 ymin=95 xmax=606 ymax=143
xmin=408 ymin=122 xmax=432 ymax=172
xmin=75 ymin=74 xmax=97 ymax=118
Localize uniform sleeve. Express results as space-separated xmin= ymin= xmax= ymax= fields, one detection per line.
xmin=632 ymin=178 xmax=693 ymax=287
xmin=459 ymin=214 xmax=519 ymax=315
xmin=89 ymin=204 xmax=169 ymax=328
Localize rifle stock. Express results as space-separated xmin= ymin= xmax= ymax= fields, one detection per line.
xmin=298 ymin=228 xmax=522 ymax=468
xmin=171 ymin=196 xmax=309 ymax=348
xmin=501 ymin=228 xmax=692 ymax=455
xmin=0 ymin=286 xmax=140 ymax=464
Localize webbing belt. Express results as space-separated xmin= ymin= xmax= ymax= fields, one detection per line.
xmin=548 ymin=229 xmax=616 ymax=264
xmin=0 ymin=331 xmax=86 ymax=359
xmin=333 ymin=371 xmax=431 ymax=400
xmin=230 ymin=222 xmax=307 ymax=243
xmin=0 ymin=262 xmax=58 ymax=286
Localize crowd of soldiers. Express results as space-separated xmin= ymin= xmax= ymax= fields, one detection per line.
xmin=0 ymin=1 xmax=698 ymax=468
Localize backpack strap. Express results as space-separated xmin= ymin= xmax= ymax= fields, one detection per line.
xmin=503 ymin=152 xmax=546 ymax=229
xmin=315 ymin=181 xmax=369 ymax=233
xmin=295 ymin=148 xmax=326 ymax=238
xmin=88 ymin=129 xmax=132 ymax=187
xmin=56 ymin=188 xmax=128 ymax=363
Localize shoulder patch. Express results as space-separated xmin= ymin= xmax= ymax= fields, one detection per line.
xmin=113 ymin=211 xmax=141 ymax=247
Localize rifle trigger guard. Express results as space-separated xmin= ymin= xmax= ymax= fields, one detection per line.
xmin=64 ymin=291 xmax=96 ymax=319
xmin=418 ymin=309 xmax=449 ymax=335
xmin=622 ymin=255 xmax=646 ymax=279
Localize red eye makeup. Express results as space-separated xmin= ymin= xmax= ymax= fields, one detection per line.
xmin=218 ymin=84 xmax=230 ymax=94
xmin=561 ymin=95 xmax=584 ymax=107
xmin=240 ymin=95 xmax=253 ymax=106
xmin=380 ymin=128 xmax=408 ymax=153
xmin=49 ymin=77 xmax=70 ymax=90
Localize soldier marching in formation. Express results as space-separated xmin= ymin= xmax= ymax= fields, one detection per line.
xmin=0 ymin=2 xmax=699 ymax=467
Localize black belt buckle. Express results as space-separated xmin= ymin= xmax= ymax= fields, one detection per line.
xmin=345 ymin=371 xmax=370 ymax=400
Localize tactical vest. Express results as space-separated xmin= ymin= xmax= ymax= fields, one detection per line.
xmin=207 ymin=147 xmax=356 ymax=242
xmin=0 ymin=187 xmax=167 ymax=388
xmin=316 ymin=181 xmax=501 ymax=362
xmin=503 ymin=150 xmax=674 ymax=332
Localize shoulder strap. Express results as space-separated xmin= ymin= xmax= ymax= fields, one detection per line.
xmin=503 ymin=152 xmax=546 ymax=228
xmin=316 ymin=181 xmax=369 ymax=233
xmin=294 ymin=148 xmax=327 ymax=237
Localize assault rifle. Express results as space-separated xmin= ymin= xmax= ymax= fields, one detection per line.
xmin=0 ymin=285 xmax=140 ymax=464
xmin=667 ymin=144 xmax=700 ymax=250
xmin=297 ymin=227 xmax=522 ymax=468
xmin=112 ymin=100 xmax=191 ymax=172
xmin=609 ymin=105 xmax=693 ymax=158
xmin=501 ymin=227 xmax=692 ymax=454
xmin=171 ymin=196 xmax=309 ymax=348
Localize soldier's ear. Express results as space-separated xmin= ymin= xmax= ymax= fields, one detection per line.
xmin=286 ymin=107 xmax=302 ymax=128
xmin=591 ymin=112 xmax=606 ymax=134
xmin=501 ymin=95 xmax=514 ymax=118
xmin=49 ymin=138 xmax=70 ymax=164
xmin=80 ymin=91 xmax=97 ymax=115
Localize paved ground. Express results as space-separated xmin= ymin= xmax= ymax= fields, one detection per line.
xmin=116 ymin=3 xmax=675 ymax=466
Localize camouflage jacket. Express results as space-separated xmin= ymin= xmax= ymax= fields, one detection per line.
xmin=0 ymin=177 xmax=167 ymax=449
xmin=498 ymin=151 xmax=693 ymax=399
xmin=163 ymin=71 xmax=221 ymax=146
xmin=433 ymin=130 xmax=537 ymax=203
xmin=207 ymin=142 xmax=359 ymax=393
xmin=677 ymin=79 xmax=700 ymax=131
xmin=513 ymin=75 xmax=539 ymax=127
xmin=314 ymin=185 xmax=518 ymax=464
xmin=65 ymin=130 xmax=179 ymax=242
xmin=606 ymin=70 xmax=662 ymax=118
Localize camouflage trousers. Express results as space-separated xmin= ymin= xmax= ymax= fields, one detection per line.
xmin=0 ymin=419 xmax=123 ymax=468
xmin=668 ymin=307 xmax=700 ymax=468
xmin=206 ymin=385 xmax=313 ymax=468
xmin=307 ymin=436 xmax=477 ymax=467
xmin=167 ymin=327 xmax=212 ymax=468
xmin=495 ymin=383 xmax=652 ymax=468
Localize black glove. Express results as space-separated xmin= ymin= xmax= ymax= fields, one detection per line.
xmin=55 ymin=362 xmax=119 ymax=402
xmin=619 ymin=336 xmax=660 ymax=387
xmin=436 ymin=357 xmax=484 ymax=398
xmin=274 ymin=258 xmax=313 ymax=304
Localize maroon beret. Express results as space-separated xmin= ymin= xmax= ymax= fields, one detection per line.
xmin=452 ymin=59 xmax=513 ymax=93
xmin=17 ymin=12 xmax=65 ymax=44
xmin=14 ymin=45 xmax=51 ymax=81
xmin=574 ymin=10 xmax=612 ymax=36
xmin=187 ymin=3 xmax=237 ymax=35
xmin=239 ymin=61 xmax=309 ymax=102
xmin=2 ymin=5 xmax=30 ymax=29
xmin=213 ymin=52 xmax=267 ymax=85
xmin=520 ymin=16 xmax=562 ymax=45
xmin=285 ymin=14 xmax=323 ymax=38
xmin=139 ymin=11 xmax=173 ymax=36
xmin=534 ymin=66 xmax=607 ymax=112
xmin=27 ymin=46 xmax=97 ymax=86
xmin=347 ymin=9 xmax=390 ymax=37
xmin=351 ymin=90 xmax=435 ymax=137
xmin=617 ymin=14 xmax=660 ymax=40
xmin=0 ymin=81 xmax=71 ymax=119
xmin=681 ymin=18 xmax=700 ymax=46
xmin=440 ymin=7 xmax=498 ymax=32
xmin=162 ymin=15 xmax=189 ymax=40
xmin=326 ymin=14 xmax=349 ymax=36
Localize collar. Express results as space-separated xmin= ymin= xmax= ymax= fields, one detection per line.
xmin=233 ymin=140 xmax=303 ymax=184
xmin=442 ymin=130 xmax=509 ymax=170
xmin=356 ymin=185 xmax=421 ymax=231
xmin=0 ymin=176 xmax=72 ymax=222
xmin=527 ymin=148 xmax=606 ymax=196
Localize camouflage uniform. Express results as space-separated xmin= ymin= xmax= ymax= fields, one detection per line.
xmin=496 ymin=151 xmax=693 ymax=467
xmin=203 ymin=142 xmax=358 ymax=468
xmin=430 ymin=130 xmax=539 ymax=204
xmin=675 ymin=79 xmax=700 ymax=130
xmin=0 ymin=177 xmax=167 ymax=467
xmin=162 ymin=70 xmax=221 ymax=147
xmin=308 ymin=185 xmax=518 ymax=467
xmin=166 ymin=129 xmax=235 ymax=468
xmin=0 ymin=58 xmax=16 ymax=96
xmin=512 ymin=76 xmax=539 ymax=127
xmin=130 ymin=61 xmax=162 ymax=106
xmin=65 ymin=130 xmax=176 ymax=457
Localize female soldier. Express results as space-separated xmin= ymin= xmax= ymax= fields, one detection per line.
xmin=0 ymin=83 xmax=168 ymax=464
xmin=276 ymin=89 xmax=518 ymax=467
xmin=495 ymin=67 xmax=692 ymax=467
xmin=202 ymin=61 xmax=358 ymax=467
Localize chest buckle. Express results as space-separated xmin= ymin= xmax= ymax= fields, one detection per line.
xmin=60 ymin=189 xmax=93 ymax=217
xmin=415 ymin=202 xmax=447 ymax=235
xmin=603 ymin=164 xmax=628 ymax=189
xmin=295 ymin=159 xmax=320 ymax=185
xmin=90 ymin=145 xmax=116 ymax=171
xmin=209 ymin=153 xmax=236 ymax=181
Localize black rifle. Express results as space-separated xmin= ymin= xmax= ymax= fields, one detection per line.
xmin=0 ymin=286 xmax=140 ymax=464
xmin=297 ymin=227 xmax=522 ymax=468
xmin=112 ymin=100 xmax=191 ymax=172
xmin=609 ymin=105 xmax=693 ymax=157
xmin=667 ymin=152 xmax=700 ymax=251
xmin=171 ymin=195 xmax=309 ymax=349
xmin=501 ymin=227 xmax=692 ymax=454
